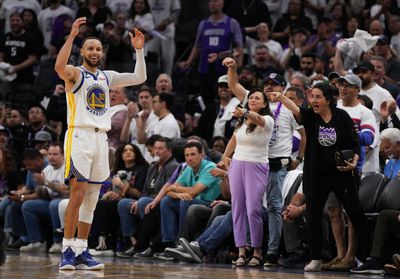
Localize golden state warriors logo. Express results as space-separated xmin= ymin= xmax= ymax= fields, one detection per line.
xmin=86 ymin=84 xmax=108 ymax=116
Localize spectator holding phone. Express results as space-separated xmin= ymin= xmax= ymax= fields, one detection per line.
xmin=271 ymin=82 xmax=369 ymax=271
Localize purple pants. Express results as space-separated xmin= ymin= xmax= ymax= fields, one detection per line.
xmin=228 ymin=159 xmax=269 ymax=248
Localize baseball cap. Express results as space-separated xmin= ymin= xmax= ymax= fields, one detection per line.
xmin=328 ymin=71 xmax=340 ymax=81
xmin=104 ymin=20 xmax=116 ymax=28
xmin=217 ymin=75 xmax=228 ymax=84
xmin=353 ymin=61 xmax=375 ymax=73
xmin=377 ymin=34 xmax=389 ymax=45
xmin=338 ymin=74 xmax=362 ymax=88
xmin=0 ymin=125 xmax=10 ymax=136
xmin=263 ymin=73 xmax=286 ymax=86
xmin=33 ymin=131 xmax=52 ymax=142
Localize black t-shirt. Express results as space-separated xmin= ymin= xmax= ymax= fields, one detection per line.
xmin=300 ymin=107 xmax=355 ymax=171
xmin=0 ymin=31 xmax=39 ymax=83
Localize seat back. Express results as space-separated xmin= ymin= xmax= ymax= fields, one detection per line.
xmin=376 ymin=178 xmax=400 ymax=211
xmin=358 ymin=173 xmax=388 ymax=213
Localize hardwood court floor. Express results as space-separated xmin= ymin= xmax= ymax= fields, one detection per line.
xmin=0 ymin=252 xmax=395 ymax=279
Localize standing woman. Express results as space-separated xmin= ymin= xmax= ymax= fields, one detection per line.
xmin=222 ymin=89 xmax=274 ymax=267
xmin=272 ymin=83 xmax=369 ymax=271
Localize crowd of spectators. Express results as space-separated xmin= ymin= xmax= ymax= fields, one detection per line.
xmin=0 ymin=0 xmax=400 ymax=275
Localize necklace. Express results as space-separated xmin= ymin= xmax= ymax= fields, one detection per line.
xmin=242 ymin=0 xmax=256 ymax=16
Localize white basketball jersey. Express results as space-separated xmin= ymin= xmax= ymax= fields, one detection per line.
xmin=66 ymin=67 xmax=111 ymax=131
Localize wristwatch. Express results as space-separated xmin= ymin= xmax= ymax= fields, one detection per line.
xmin=296 ymin=156 xmax=303 ymax=163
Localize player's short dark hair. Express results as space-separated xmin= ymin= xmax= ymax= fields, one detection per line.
xmin=158 ymin=93 xmax=174 ymax=111
xmin=81 ymin=36 xmax=102 ymax=48
xmin=184 ymin=141 xmax=203 ymax=154
xmin=155 ymin=136 xmax=173 ymax=150
xmin=137 ymin=85 xmax=156 ymax=97
xmin=22 ymin=148 xmax=43 ymax=161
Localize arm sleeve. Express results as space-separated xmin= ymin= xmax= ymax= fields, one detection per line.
xmin=106 ymin=48 xmax=146 ymax=88
xmin=230 ymin=19 xmax=243 ymax=48
xmin=197 ymin=164 xmax=219 ymax=188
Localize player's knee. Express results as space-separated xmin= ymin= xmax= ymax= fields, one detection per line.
xmin=78 ymin=185 xmax=100 ymax=224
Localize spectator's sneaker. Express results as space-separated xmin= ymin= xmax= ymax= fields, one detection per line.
xmin=165 ymin=245 xmax=193 ymax=262
xmin=393 ymin=254 xmax=400 ymax=269
xmin=384 ymin=263 xmax=400 ymax=277
xmin=20 ymin=242 xmax=47 ymax=252
xmin=49 ymin=242 xmax=62 ymax=253
xmin=116 ymin=246 xmax=136 ymax=258
xmin=263 ymin=254 xmax=278 ymax=267
xmin=350 ymin=258 xmax=384 ymax=275
xmin=153 ymin=251 xmax=175 ymax=261
xmin=134 ymin=247 xmax=153 ymax=259
xmin=75 ymin=249 xmax=105 ymax=270
xmin=278 ymin=253 xmax=306 ymax=269
xmin=7 ymin=238 xmax=28 ymax=251
xmin=179 ymin=238 xmax=203 ymax=263
xmin=89 ymin=247 xmax=114 ymax=257
xmin=0 ymin=231 xmax=10 ymax=266
xmin=59 ymin=247 xmax=75 ymax=270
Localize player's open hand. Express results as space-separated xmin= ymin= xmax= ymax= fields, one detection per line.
xmin=129 ymin=28 xmax=145 ymax=50
xmin=71 ymin=17 xmax=87 ymax=37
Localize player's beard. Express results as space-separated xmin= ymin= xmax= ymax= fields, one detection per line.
xmin=83 ymin=56 xmax=102 ymax=68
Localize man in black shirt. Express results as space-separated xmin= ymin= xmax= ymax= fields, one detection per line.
xmin=0 ymin=12 xmax=39 ymax=102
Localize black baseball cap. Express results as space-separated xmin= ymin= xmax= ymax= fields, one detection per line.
xmin=353 ymin=61 xmax=375 ymax=73
xmin=263 ymin=73 xmax=286 ymax=86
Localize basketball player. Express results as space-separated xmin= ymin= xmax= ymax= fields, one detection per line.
xmin=55 ymin=17 xmax=146 ymax=270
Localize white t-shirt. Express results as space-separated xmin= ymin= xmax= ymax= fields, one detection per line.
xmin=245 ymin=36 xmax=283 ymax=65
xmin=148 ymin=0 xmax=181 ymax=38
xmin=359 ymin=83 xmax=399 ymax=126
xmin=233 ymin=115 xmax=274 ymax=163
xmin=38 ymin=5 xmax=75 ymax=49
xmin=0 ymin=0 xmax=42 ymax=34
xmin=337 ymin=101 xmax=380 ymax=173
xmin=243 ymin=91 xmax=303 ymax=158
xmin=213 ymin=97 xmax=240 ymax=138
xmin=129 ymin=110 xmax=159 ymax=163
xmin=391 ymin=33 xmax=400 ymax=59
xmin=106 ymin=0 xmax=133 ymax=14
xmin=149 ymin=112 xmax=181 ymax=139
xmin=43 ymin=163 xmax=66 ymax=198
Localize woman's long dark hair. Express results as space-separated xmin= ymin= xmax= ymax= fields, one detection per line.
xmin=0 ymin=147 xmax=15 ymax=178
xmin=312 ymin=82 xmax=337 ymax=111
xmin=236 ymin=88 xmax=272 ymax=134
xmin=129 ymin=0 xmax=151 ymax=17
xmin=112 ymin=143 xmax=148 ymax=174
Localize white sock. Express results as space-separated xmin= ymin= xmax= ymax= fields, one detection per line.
xmin=304 ymin=260 xmax=322 ymax=272
xmin=62 ymin=238 xmax=75 ymax=253
xmin=75 ymin=239 xmax=88 ymax=256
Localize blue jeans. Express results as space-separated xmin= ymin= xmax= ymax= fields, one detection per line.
xmin=197 ymin=211 xmax=233 ymax=253
xmin=266 ymin=167 xmax=287 ymax=255
xmin=49 ymin=199 xmax=63 ymax=242
xmin=117 ymin=197 xmax=153 ymax=237
xmin=22 ymin=199 xmax=51 ymax=242
xmin=9 ymin=201 xmax=26 ymax=237
xmin=160 ymin=196 xmax=210 ymax=243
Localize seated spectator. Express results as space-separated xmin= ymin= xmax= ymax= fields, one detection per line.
xmin=6 ymin=148 xmax=48 ymax=250
xmin=90 ymin=143 xmax=148 ymax=255
xmin=380 ymin=128 xmax=400 ymax=179
xmin=154 ymin=141 xmax=221 ymax=259
xmin=26 ymin=105 xmax=58 ymax=146
xmin=19 ymin=142 xmax=68 ymax=253
xmin=370 ymin=55 xmax=400 ymax=100
xmin=280 ymin=28 xmax=309 ymax=76
xmin=116 ymin=137 xmax=178 ymax=257
xmin=0 ymin=0 xmax=41 ymax=34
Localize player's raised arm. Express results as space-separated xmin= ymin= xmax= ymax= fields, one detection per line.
xmin=54 ymin=17 xmax=86 ymax=86
xmin=108 ymin=28 xmax=147 ymax=87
